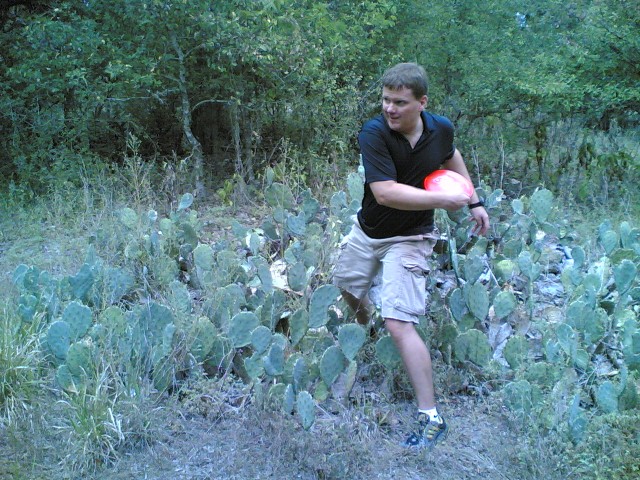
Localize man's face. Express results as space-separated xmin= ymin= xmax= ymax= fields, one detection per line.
xmin=382 ymin=86 xmax=427 ymax=135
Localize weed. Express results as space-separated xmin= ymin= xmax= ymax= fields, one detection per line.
xmin=0 ymin=304 xmax=42 ymax=426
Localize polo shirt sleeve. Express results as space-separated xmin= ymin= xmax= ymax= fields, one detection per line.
xmin=358 ymin=123 xmax=397 ymax=183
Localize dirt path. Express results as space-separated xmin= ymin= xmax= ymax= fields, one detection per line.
xmin=92 ymin=397 xmax=524 ymax=480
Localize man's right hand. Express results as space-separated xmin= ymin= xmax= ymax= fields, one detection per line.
xmin=434 ymin=191 xmax=471 ymax=211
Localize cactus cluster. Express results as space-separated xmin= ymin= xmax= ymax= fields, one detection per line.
xmin=10 ymin=169 xmax=640 ymax=440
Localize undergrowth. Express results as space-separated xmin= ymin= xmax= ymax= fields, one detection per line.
xmin=0 ymin=150 xmax=639 ymax=479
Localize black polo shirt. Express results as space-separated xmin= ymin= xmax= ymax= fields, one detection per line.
xmin=357 ymin=111 xmax=455 ymax=239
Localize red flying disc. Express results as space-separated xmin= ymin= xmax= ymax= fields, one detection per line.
xmin=423 ymin=170 xmax=474 ymax=196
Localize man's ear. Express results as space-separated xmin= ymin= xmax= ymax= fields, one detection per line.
xmin=420 ymin=95 xmax=428 ymax=110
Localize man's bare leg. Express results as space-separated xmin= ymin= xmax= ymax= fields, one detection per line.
xmin=385 ymin=318 xmax=436 ymax=409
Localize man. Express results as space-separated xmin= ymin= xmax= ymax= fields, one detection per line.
xmin=332 ymin=63 xmax=489 ymax=449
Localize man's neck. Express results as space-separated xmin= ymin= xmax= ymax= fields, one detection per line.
xmin=402 ymin=116 xmax=424 ymax=148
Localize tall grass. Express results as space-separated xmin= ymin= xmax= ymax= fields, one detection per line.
xmin=0 ymin=304 xmax=42 ymax=426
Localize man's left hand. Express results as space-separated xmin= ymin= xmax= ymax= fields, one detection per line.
xmin=469 ymin=207 xmax=490 ymax=236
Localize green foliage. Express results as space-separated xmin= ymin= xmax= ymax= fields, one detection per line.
xmin=454 ymin=329 xmax=492 ymax=367
xmin=337 ymin=324 xmax=366 ymax=362
xmin=296 ymin=390 xmax=315 ymax=431
xmin=375 ymin=335 xmax=401 ymax=370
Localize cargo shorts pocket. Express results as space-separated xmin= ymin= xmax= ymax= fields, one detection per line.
xmin=389 ymin=253 xmax=429 ymax=316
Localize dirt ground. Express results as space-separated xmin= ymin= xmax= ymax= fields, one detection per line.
xmin=2 ymin=373 xmax=548 ymax=480
xmin=106 ymin=397 xmax=525 ymax=480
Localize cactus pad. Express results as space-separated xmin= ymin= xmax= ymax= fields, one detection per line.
xmin=466 ymin=282 xmax=490 ymax=321
xmin=287 ymin=261 xmax=307 ymax=292
xmin=283 ymin=383 xmax=296 ymax=414
xmin=337 ymin=324 xmax=366 ymax=361
xmin=596 ymin=381 xmax=618 ymax=413
xmin=296 ymin=390 xmax=316 ymax=430
xmin=66 ymin=341 xmax=94 ymax=378
xmin=264 ymin=182 xmax=295 ymax=209
xmin=448 ymin=288 xmax=466 ymax=322
xmin=244 ymin=353 xmax=265 ymax=380
xmin=502 ymin=380 xmax=539 ymax=413
xmin=228 ymin=312 xmax=260 ymax=348
xmin=308 ymin=285 xmax=340 ymax=329
xmin=293 ymin=357 xmax=309 ymax=393
xmin=62 ymin=301 xmax=93 ymax=341
xmin=190 ymin=317 xmax=217 ymax=362
xmin=250 ymin=325 xmax=272 ymax=354
xmin=493 ymin=291 xmax=518 ymax=320
xmin=320 ymin=345 xmax=346 ymax=386
xmin=193 ymin=244 xmax=215 ymax=271
xmin=493 ymin=259 xmax=516 ymax=283
xmin=529 ymin=188 xmax=553 ymax=223
xmin=463 ymin=254 xmax=485 ymax=285
xmin=454 ymin=328 xmax=491 ymax=366
xmin=47 ymin=320 xmax=71 ymax=360
xmin=263 ymin=343 xmax=285 ymax=376
xmin=614 ymin=259 xmax=637 ymax=294
xmin=375 ymin=335 xmax=401 ymax=370
xmin=503 ymin=335 xmax=528 ymax=369
xmin=56 ymin=364 xmax=79 ymax=393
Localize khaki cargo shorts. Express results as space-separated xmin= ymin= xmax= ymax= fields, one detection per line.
xmin=332 ymin=219 xmax=439 ymax=324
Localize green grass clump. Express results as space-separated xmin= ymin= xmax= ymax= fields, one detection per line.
xmin=0 ymin=304 xmax=41 ymax=423
xmin=562 ymin=412 xmax=640 ymax=480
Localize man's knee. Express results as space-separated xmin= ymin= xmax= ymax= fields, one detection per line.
xmin=384 ymin=317 xmax=415 ymax=338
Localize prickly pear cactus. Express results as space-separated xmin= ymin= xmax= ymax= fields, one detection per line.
xmin=287 ymin=261 xmax=307 ymax=292
xmin=250 ymin=325 xmax=272 ymax=355
xmin=264 ymin=182 xmax=295 ymax=210
xmin=193 ymin=243 xmax=215 ymax=272
xmin=375 ymin=335 xmax=401 ymax=370
xmin=190 ymin=317 xmax=217 ymax=362
xmin=206 ymin=336 xmax=234 ymax=371
xmin=493 ymin=291 xmax=518 ymax=320
xmin=308 ymin=285 xmax=340 ymax=329
xmin=99 ymin=306 xmax=127 ymax=336
xmin=62 ymin=301 xmax=93 ymax=341
xmin=65 ymin=341 xmax=94 ymax=378
xmin=293 ymin=357 xmax=309 ymax=393
xmin=568 ymin=392 xmax=587 ymax=443
xmin=529 ymin=188 xmax=553 ymax=223
xmin=228 ymin=312 xmax=260 ymax=348
xmin=347 ymin=170 xmax=364 ymax=203
xmin=320 ymin=345 xmax=346 ymax=386
xmin=463 ymin=254 xmax=485 ymax=285
xmin=68 ymin=264 xmax=95 ymax=302
xmin=244 ymin=353 xmax=264 ymax=380
xmin=55 ymin=364 xmax=78 ymax=393
xmin=596 ymin=380 xmax=619 ymax=414
xmin=503 ymin=335 xmax=528 ymax=369
xmin=465 ymin=282 xmax=490 ymax=321
xmin=599 ymin=228 xmax=619 ymax=256
xmin=263 ymin=343 xmax=285 ymax=377
xmin=502 ymin=379 xmax=539 ymax=414
xmin=337 ymin=324 xmax=366 ymax=361
xmin=448 ymin=288 xmax=467 ymax=322
xmin=47 ymin=320 xmax=71 ymax=360
xmin=283 ymin=383 xmax=296 ymax=415
xmin=454 ymin=329 xmax=491 ymax=367
xmin=296 ymin=390 xmax=315 ymax=430
xmin=18 ymin=294 xmax=38 ymax=323
xmin=614 ymin=259 xmax=637 ymax=295
xmin=518 ymin=250 xmax=542 ymax=282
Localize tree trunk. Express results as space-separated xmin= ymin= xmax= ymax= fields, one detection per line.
xmin=171 ymin=33 xmax=205 ymax=199
xmin=534 ymin=123 xmax=546 ymax=184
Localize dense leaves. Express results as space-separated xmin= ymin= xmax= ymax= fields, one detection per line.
xmin=0 ymin=0 xmax=637 ymax=194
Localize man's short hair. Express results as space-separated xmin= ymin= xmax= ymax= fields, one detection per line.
xmin=381 ymin=63 xmax=429 ymax=99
